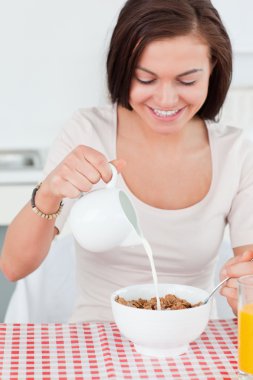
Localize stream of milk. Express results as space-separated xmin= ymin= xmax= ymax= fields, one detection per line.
xmin=118 ymin=190 xmax=161 ymax=310
xmin=141 ymin=236 xmax=161 ymax=310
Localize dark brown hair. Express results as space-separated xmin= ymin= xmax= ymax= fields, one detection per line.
xmin=106 ymin=0 xmax=232 ymax=121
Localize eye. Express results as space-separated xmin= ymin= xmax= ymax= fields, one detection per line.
xmin=135 ymin=77 xmax=155 ymax=85
xmin=179 ymin=80 xmax=196 ymax=86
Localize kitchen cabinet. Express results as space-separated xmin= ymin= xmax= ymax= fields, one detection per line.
xmin=0 ymin=149 xmax=44 ymax=225
xmin=0 ymin=185 xmax=35 ymax=225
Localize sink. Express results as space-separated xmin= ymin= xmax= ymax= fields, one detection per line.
xmin=0 ymin=150 xmax=43 ymax=171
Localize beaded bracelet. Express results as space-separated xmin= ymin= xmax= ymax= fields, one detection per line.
xmin=31 ymin=183 xmax=63 ymax=220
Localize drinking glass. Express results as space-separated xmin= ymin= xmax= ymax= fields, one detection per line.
xmin=238 ymin=275 xmax=253 ymax=379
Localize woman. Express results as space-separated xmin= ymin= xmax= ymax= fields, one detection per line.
xmin=1 ymin=0 xmax=253 ymax=321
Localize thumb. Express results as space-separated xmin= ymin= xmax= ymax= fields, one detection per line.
xmin=226 ymin=250 xmax=253 ymax=266
xmin=241 ymin=250 xmax=253 ymax=261
xmin=220 ymin=250 xmax=253 ymax=279
xmin=231 ymin=250 xmax=253 ymax=264
xmin=110 ymin=159 xmax=126 ymax=174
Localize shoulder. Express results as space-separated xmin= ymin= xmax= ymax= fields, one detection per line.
xmin=206 ymin=120 xmax=253 ymax=160
xmin=43 ymin=104 xmax=117 ymax=175
xmin=61 ymin=103 xmax=116 ymax=141
xmin=75 ymin=103 xmax=116 ymax=124
xmin=207 ymin=120 xmax=243 ymax=140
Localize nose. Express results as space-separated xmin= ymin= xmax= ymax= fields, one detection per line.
xmin=155 ymin=83 xmax=179 ymax=108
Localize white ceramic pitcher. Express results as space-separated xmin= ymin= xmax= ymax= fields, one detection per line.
xmin=69 ymin=163 xmax=142 ymax=252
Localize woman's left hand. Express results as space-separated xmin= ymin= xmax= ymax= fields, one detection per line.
xmin=219 ymin=250 xmax=253 ymax=315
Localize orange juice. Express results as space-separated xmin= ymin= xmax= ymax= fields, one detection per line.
xmin=238 ymin=303 xmax=253 ymax=374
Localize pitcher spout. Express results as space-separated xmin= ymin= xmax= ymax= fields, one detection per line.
xmin=120 ymin=229 xmax=143 ymax=247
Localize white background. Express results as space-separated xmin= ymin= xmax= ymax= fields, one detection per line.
xmin=0 ymin=0 xmax=253 ymax=149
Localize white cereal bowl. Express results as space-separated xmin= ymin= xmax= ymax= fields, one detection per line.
xmin=111 ymin=283 xmax=211 ymax=357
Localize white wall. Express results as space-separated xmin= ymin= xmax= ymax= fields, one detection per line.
xmin=0 ymin=0 xmax=253 ymax=149
xmin=212 ymin=0 xmax=253 ymax=86
xmin=0 ymin=0 xmax=125 ymax=149
xmin=212 ymin=0 xmax=253 ymax=52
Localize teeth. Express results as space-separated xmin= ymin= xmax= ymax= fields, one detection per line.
xmin=153 ymin=108 xmax=179 ymax=117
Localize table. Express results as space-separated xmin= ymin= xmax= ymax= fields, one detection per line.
xmin=0 ymin=319 xmax=238 ymax=380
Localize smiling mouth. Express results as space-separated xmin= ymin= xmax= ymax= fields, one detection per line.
xmin=149 ymin=107 xmax=184 ymax=118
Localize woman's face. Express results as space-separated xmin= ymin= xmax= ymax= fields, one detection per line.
xmin=129 ymin=35 xmax=212 ymax=135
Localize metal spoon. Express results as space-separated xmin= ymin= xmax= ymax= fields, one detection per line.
xmin=203 ymin=276 xmax=231 ymax=304
xmin=203 ymin=258 xmax=253 ymax=304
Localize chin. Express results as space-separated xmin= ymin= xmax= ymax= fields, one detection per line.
xmin=149 ymin=122 xmax=185 ymax=135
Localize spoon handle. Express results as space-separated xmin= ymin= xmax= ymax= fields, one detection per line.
xmin=204 ymin=258 xmax=253 ymax=304
xmin=204 ymin=276 xmax=230 ymax=304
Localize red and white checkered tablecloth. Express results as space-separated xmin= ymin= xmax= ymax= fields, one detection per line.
xmin=0 ymin=319 xmax=238 ymax=380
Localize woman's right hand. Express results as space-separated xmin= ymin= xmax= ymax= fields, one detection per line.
xmin=36 ymin=145 xmax=125 ymax=210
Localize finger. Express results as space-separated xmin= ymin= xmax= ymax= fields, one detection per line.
xmin=218 ymin=278 xmax=237 ymax=300
xmin=110 ymin=159 xmax=127 ymax=173
xmin=62 ymin=153 xmax=101 ymax=185
xmin=229 ymin=299 xmax=238 ymax=315
xmin=72 ymin=158 xmax=126 ymax=186
xmin=75 ymin=146 xmax=111 ymax=182
xmin=220 ymin=250 xmax=253 ymax=279
xmin=225 ymin=277 xmax=238 ymax=289
xmin=75 ymin=160 xmax=101 ymax=184
xmin=225 ymin=297 xmax=238 ymax=315
xmin=241 ymin=250 xmax=253 ymax=261
xmin=52 ymin=178 xmax=81 ymax=199
xmin=220 ymin=257 xmax=240 ymax=280
xmin=224 ymin=250 xmax=253 ymax=267
xmin=220 ymin=285 xmax=238 ymax=302
xmin=63 ymin=168 xmax=93 ymax=193
xmin=219 ymin=278 xmax=238 ymax=291
xmin=57 ymin=163 xmax=93 ymax=194
xmin=95 ymin=158 xmax=126 ymax=183
xmin=226 ymin=260 xmax=253 ymax=278
xmin=234 ymin=250 xmax=253 ymax=262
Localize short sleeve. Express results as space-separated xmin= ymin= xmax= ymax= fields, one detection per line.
xmin=228 ymin=139 xmax=253 ymax=247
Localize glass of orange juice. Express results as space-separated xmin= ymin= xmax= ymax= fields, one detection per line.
xmin=238 ymin=275 xmax=253 ymax=379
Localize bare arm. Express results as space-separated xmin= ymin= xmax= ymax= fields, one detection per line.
xmin=0 ymin=145 xmax=124 ymax=282
xmin=0 ymin=186 xmax=62 ymax=281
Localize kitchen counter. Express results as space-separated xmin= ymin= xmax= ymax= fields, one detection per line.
xmin=0 ymin=183 xmax=40 ymax=225
xmin=0 ymin=170 xmax=42 ymax=186
xmin=0 ymin=149 xmax=45 ymax=225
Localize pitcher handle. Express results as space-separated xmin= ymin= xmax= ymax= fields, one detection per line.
xmin=106 ymin=163 xmax=118 ymax=188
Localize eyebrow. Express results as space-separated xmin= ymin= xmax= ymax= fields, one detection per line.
xmin=136 ymin=66 xmax=203 ymax=77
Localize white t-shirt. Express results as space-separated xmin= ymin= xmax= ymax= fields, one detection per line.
xmin=43 ymin=104 xmax=253 ymax=322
